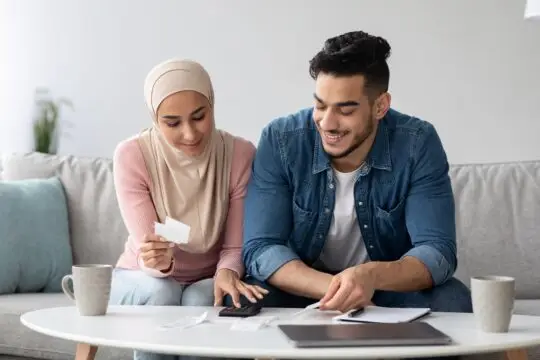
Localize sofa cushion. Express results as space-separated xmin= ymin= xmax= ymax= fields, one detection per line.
xmin=514 ymin=299 xmax=540 ymax=316
xmin=1 ymin=152 xmax=128 ymax=267
xmin=0 ymin=294 xmax=130 ymax=360
xmin=450 ymin=161 xmax=540 ymax=299
xmin=0 ymin=177 xmax=72 ymax=294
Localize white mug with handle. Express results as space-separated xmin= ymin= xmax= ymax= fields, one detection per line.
xmin=61 ymin=264 xmax=113 ymax=316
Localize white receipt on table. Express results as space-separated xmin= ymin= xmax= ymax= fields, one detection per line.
xmin=291 ymin=301 xmax=322 ymax=317
xmin=154 ymin=216 xmax=190 ymax=244
xmin=158 ymin=311 xmax=208 ymax=330
xmin=230 ymin=316 xmax=277 ymax=331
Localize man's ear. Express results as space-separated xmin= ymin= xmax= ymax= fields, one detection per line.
xmin=374 ymin=92 xmax=391 ymax=120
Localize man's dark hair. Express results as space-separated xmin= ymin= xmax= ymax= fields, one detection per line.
xmin=309 ymin=30 xmax=391 ymax=99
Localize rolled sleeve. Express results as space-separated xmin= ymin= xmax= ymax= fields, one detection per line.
xmin=404 ymin=122 xmax=457 ymax=286
xmin=403 ymin=245 xmax=452 ymax=286
xmin=250 ymin=245 xmax=300 ymax=281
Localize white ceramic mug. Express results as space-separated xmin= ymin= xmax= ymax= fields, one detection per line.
xmin=471 ymin=275 xmax=515 ymax=333
xmin=61 ymin=264 xmax=112 ymax=316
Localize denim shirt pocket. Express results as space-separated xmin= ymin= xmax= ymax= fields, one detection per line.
xmin=375 ymin=198 xmax=406 ymax=238
xmin=291 ymin=199 xmax=317 ymax=250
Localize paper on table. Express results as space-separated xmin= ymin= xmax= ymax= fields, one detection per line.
xmin=291 ymin=301 xmax=321 ymax=317
xmin=154 ymin=216 xmax=190 ymax=244
xmin=333 ymin=305 xmax=431 ymax=324
xmin=158 ymin=311 xmax=208 ymax=330
xmin=230 ymin=316 xmax=277 ymax=331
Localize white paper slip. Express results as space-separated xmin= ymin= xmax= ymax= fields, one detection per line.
xmin=154 ymin=217 xmax=190 ymax=245
xmin=291 ymin=301 xmax=321 ymax=317
xmin=154 ymin=222 xmax=181 ymax=244
xmin=306 ymin=300 xmax=322 ymax=310
xmin=334 ymin=306 xmax=431 ymax=324
xmin=158 ymin=311 xmax=208 ymax=330
xmin=165 ymin=216 xmax=191 ymax=243
xmin=230 ymin=316 xmax=277 ymax=331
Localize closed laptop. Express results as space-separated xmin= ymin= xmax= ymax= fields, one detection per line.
xmin=278 ymin=322 xmax=453 ymax=348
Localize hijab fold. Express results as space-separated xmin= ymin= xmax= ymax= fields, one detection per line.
xmin=137 ymin=58 xmax=234 ymax=254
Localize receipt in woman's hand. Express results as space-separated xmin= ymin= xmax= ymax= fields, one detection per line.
xmin=154 ymin=216 xmax=190 ymax=244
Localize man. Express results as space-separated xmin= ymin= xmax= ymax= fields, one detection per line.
xmin=238 ymin=30 xmax=472 ymax=313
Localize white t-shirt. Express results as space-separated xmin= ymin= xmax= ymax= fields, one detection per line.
xmin=313 ymin=167 xmax=369 ymax=272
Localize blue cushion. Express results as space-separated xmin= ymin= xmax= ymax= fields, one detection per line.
xmin=0 ymin=177 xmax=73 ymax=293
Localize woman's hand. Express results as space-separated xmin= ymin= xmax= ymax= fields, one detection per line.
xmin=139 ymin=234 xmax=175 ymax=272
xmin=213 ymin=268 xmax=269 ymax=307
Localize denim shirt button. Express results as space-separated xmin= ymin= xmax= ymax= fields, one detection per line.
xmin=358 ymin=201 xmax=363 ymax=206
xmin=363 ymin=224 xmax=368 ymax=228
xmin=329 ymin=183 xmax=334 ymax=189
xmin=325 ymin=208 xmax=330 ymax=213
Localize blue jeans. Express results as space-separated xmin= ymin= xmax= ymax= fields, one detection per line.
xmin=109 ymin=268 xmax=215 ymax=360
xmin=225 ymin=276 xmax=473 ymax=312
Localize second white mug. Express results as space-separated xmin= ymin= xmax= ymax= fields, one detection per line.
xmin=471 ymin=275 xmax=515 ymax=333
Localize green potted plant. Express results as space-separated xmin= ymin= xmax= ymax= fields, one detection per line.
xmin=33 ymin=87 xmax=73 ymax=154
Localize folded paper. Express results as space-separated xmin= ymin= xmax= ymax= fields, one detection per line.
xmin=154 ymin=216 xmax=191 ymax=244
xmin=158 ymin=311 xmax=208 ymax=330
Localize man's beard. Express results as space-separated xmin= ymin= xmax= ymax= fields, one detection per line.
xmin=325 ymin=120 xmax=375 ymax=160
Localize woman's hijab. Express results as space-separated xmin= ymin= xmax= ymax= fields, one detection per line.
xmin=137 ymin=58 xmax=235 ymax=253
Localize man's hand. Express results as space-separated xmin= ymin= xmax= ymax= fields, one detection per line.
xmin=319 ymin=265 xmax=375 ymax=313
xmin=213 ymin=269 xmax=269 ymax=308
xmin=139 ymin=234 xmax=175 ymax=272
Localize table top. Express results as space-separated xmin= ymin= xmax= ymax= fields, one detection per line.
xmin=20 ymin=305 xmax=540 ymax=359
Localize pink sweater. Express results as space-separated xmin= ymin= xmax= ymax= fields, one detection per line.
xmin=113 ymin=134 xmax=256 ymax=284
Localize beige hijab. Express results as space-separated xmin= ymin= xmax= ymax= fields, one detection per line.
xmin=138 ymin=58 xmax=235 ymax=254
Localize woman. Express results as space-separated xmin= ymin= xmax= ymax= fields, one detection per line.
xmin=110 ymin=58 xmax=267 ymax=360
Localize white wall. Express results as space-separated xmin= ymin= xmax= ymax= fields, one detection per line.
xmin=1 ymin=0 xmax=539 ymax=164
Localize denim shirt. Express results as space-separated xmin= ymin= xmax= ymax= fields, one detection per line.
xmin=242 ymin=107 xmax=457 ymax=286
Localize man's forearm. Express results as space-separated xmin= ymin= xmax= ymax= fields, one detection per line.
xmin=267 ymin=260 xmax=333 ymax=299
xmin=363 ymin=256 xmax=433 ymax=292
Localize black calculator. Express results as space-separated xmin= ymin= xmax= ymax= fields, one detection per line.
xmin=218 ymin=304 xmax=262 ymax=318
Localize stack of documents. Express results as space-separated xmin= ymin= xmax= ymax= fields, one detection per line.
xmin=334 ymin=306 xmax=431 ymax=323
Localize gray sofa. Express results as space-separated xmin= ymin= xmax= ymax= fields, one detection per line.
xmin=0 ymin=151 xmax=538 ymax=360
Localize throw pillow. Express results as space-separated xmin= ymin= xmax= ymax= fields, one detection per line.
xmin=0 ymin=177 xmax=73 ymax=294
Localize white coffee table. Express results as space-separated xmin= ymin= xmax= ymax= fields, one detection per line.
xmin=20 ymin=305 xmax=540 ymax=360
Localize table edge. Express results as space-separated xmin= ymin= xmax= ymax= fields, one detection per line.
xmin=19 ymin=307 xmax=540 ymax=359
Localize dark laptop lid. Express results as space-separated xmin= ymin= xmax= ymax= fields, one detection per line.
xmin=278 ymin=322 xmax=453 ymax=348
